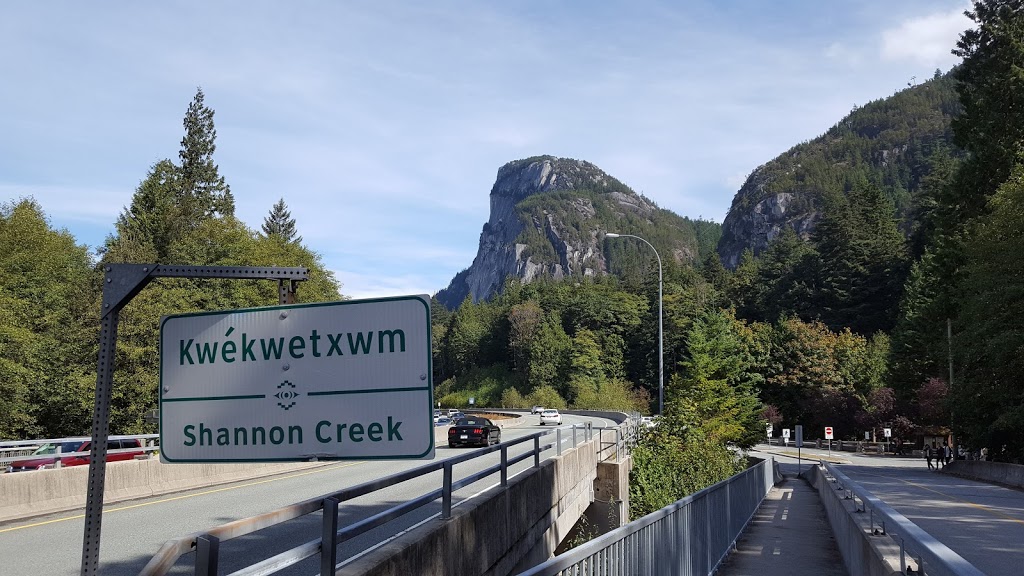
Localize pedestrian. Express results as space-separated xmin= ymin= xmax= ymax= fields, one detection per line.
xmin=944 ymin=442 xmax=953 ymax=466
xmin=926 ymin=442 xmax=934 ymax=470
xmin=935 ymin=442 xmax=944 ymax=470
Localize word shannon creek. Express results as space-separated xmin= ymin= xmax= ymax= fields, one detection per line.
xmin=182 ymin=417 xmax=405 ymax=447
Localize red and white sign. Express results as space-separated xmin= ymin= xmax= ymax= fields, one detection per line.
xmin=824 ymin=427 xmax=834 ymax=440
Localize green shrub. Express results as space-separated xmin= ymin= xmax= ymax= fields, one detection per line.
xmin=628 ymin=429 xmax=742 ymax=520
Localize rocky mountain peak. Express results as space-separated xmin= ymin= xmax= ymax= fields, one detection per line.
xmin=491 ymin=156 xmax=613 ymax=200
xmin=435 ymin=155 xmax=704 ymax=309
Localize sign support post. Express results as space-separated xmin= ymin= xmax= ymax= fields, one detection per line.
xmin=81 ymin=264 xmax=308 ymax=576
xmin=795 ymin=425 xmax=803 ymax=475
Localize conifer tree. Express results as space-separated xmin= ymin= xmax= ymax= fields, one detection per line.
xmin=816 ymin=181 xmax=907 ymax=334
xmin=179 ymin=87 xmax=234 ymax=218
xmin=261 ymin=198 xmax=302 ymax=243
xmin=110 ymin=89 xmax=234 ymax=261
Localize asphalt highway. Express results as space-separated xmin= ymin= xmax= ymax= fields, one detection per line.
xmin=0 ymin=413 xmax=619 ymax=576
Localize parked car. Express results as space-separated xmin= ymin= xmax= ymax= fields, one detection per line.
xmin=539 ymin=409 xmax=562 ymax=426
xmin=531 ymin=405 xmax=545 ymax=414
xmin=7 ymin=437 xmax=145 ymax=472
xmin=448 ymin=417 xmax=501 ymax=447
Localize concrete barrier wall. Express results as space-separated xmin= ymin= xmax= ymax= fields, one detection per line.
xmin=0 ymin=458 xmax=328 ymax=523
xmin=944 ymin=460 xmax=1024 ymax=489
xmin=336 ymin=439 xmax=600 ymax=576
xmin=806 ymin=465 xmax=903 ymax=576
xmin=562 ymin=410 xmax=631 ymax=424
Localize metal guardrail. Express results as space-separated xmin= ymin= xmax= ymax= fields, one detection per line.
xmin=516 ymin=456 xmax=776 ymax=576
xmin=141 ymin=421 xmax=634 ymax=576
xmin=0 ymin=434 xmax=160 ymax=469
xmin=819 ymin=461 xmax=985 ymax=576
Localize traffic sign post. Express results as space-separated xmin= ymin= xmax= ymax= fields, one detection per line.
xmin=825 ymin=426 xmax=834 ymax=456
xmin=782 ymin=427 xmax=790 ymax=447
xmin=765 ymin=423 xmax=773 ymax=445
xmin=795 ymin=425 xmax=803 ymax=474
xmin=884 ymin=427 xmax=892 ymax=454
xmin=159 ymin=295 xmax=435 ymax=462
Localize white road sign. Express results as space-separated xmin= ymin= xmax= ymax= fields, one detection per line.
xmin=825 ymin=426 xmax=834 ymax=440
xmin=884 ymin=428 xmax=892 ymax=438
xmin=159 ymin=295 xmax=434 ymax=462
xmin=782 ymin=428 xmax=790 ymax=438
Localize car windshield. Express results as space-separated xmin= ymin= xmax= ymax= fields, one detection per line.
xmin=543 ymin=410 xmax=558 ymax=415
xmin=32 ymin=441 xmax=82 ymax=455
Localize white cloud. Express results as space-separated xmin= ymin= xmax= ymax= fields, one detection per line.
xmin=825 ymin=42 xmax=864 ymax=67
xmin=333 ymin=269 xmax=440 ymax=300
xmin=881 ymin=4 xmax=972 ymax=67
xmin=0 ymin=184 xmax=126 ymax=225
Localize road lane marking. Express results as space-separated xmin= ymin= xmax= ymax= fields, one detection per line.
xmin=0 ymin=461 xmax=363 ymax=533
xmin=853 ymin=469 xmax=1024 ymax=525
xmin=1 ymin=435 xmax=464 ymax=534
xmin=1 ymin=416 xmax=603 ymax=537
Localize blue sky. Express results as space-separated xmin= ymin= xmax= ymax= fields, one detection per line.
xmin=0 ymin=1 xmax=970 ymax=299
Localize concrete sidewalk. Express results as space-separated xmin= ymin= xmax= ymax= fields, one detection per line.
xmin=717 ymin=472 xmax=848 ymax=576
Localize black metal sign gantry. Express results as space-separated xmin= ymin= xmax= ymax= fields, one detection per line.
xmin=81 ymin=264 xmax=308 ymax=576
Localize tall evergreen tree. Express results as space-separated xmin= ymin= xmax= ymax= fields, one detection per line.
xmin=110 ymin=89 xmax=234 ymax=261
xmin=951 ymin=0 xmax=1024 ymax=218
xmin=261 ymin=198 xmax=302 ymax=243
xmin=816 ymin=180 xmax=908 ymax=334
xmin=753 ymin=227 xmax=819 ymax=323
xmin=178 ymin=87 xmax=234 ymax=218
xmin=956 ymin=159 xmax=1024 ymax=460
xmin=893 ymin=0 xmax=1024 ymax=456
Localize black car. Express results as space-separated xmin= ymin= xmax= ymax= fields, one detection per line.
xmin=447 ymin=417 xmax=501 ymax=448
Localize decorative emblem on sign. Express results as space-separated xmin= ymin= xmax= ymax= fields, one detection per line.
xmin=274 ymin=380 xmax=300 ymax=410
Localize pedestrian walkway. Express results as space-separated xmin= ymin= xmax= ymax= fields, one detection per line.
xmin=717 ymin=472 xmax=847 ymax=576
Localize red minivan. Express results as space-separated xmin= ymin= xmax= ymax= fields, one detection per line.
xmin=6 ymin=437 xmax=145 ymax=472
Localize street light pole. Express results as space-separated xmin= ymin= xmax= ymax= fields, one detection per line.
xmin=606 ymin=233 xmax=663 ymax=415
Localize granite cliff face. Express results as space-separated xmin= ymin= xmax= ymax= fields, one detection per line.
xmin=717 ymin=168 xmax=819 ymax=268
xmin=436 ymin=156 xmax=700 ymax=308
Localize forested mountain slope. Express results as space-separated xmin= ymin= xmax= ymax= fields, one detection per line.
xmin=718 ymin=71 xmax=960 ymax=267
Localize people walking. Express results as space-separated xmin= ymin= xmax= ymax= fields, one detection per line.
xmin=935 ymin=442 xmax=944 ymax=470
xmin=926 ymin=442 xmax=934 ymax=470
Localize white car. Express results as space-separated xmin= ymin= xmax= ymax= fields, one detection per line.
xmin=531 ymin=405 xmax=545 ymax=414
xmin=540 ymin=409 xmax=562 ymax=426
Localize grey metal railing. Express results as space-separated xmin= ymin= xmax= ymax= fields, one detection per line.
xmin=516 ymin=457 xmax=776 ymax=576
xmin=0 ymin=434 xmax=160 ymax=470
xmin=819 ymin=461 xmax=984 ymax=576
xmin=141 ymin=421 xmax=633 ymax=576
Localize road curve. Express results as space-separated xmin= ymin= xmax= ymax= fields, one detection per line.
xmin=0 ymin=413 xmax=620 ymax=576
